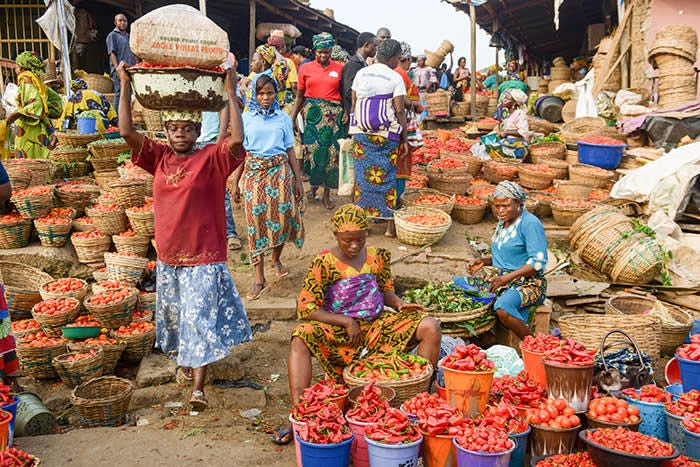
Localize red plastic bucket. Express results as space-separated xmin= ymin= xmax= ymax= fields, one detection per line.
xmin=520 ymin=345 xmax=547 ymax=388
xmin=346 ymin=415 xmax=373 ymax=467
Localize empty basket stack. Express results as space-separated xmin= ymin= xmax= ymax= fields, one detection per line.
xmin=649 ymin=25 xmax=698 ymax=108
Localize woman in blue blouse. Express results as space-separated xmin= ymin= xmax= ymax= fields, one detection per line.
xmin=233 ymin=73 xmax=305 ymax=300
xmin=468 ymin=181 xmax=547 ymax=339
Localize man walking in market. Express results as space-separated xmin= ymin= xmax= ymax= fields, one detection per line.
xmin=341 ymin=32 xmax=377 ymax=120
xmin=106 ymin=13 xmax=136 ymax=115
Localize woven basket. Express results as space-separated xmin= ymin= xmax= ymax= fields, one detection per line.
xmin=555 ymin=180 xmax=592 ymax=200
xmin=52 ymin=161 xmax=92 ymax=180
xmin=483 ymin=160 xmax=520 ymax=184
xmin=450 ymin=154 xmax=484 ymax=177
xmin=92 ymin=269 xmax=109 ymax=283
xmin=569 ymin=164 xmax=615 ymax=189
xmin=88 ymin=141 xmax=130 ymax=160
xmin=104 ymin=253 xmax=148 ymax=286
xmin=540 ymin=158 xmax=569 ymax=180
xmin=55 ymin=184 xmax=101 ymax=210
xmin=84 ymin=289 xmax=138 ymax=329
xmin=394 ymin=206 xmax=452 ymax=246
xmin=34 ymin=217 xmax=72 ymax=247
xmin=474 ymin=95 xmax=489 ymax=116
xmin=71 ymin=376 xmax=133 ymax=427
xmin=106 ymin=179 xmax=146 ymax=210
xmin=143 ymin=110 xmax=163 ymax=132
xmin=124 ymin=209 xmax=154 ymax=237
xmin=605 ymin=295 xmax=656 ymax=315
xmin=11 ymin=189 xmax=54 ymax=219
xmin=426 ymin=302 xmax=493 ymax=324
xmin=39 ymin=278 xmax=88 ymax=301
xmin=72 ymin=218 xmax=96 ymax=232
xmin=4 ymin=159 xmax=51 ymax=186
xmin=50 ymin=147 xmax=88 ymax=163
xmin=17 ymin=340 xmax=67 ymax=379
xmin=467 ymin=184 xmax=496 ymax=202
xmin=569 ymin=206 xmax=628 ymax=249
xmin=6 ymin=166 xmax=31 ymax=191
xmin=657 ymin=303 xmax=694 ymax=356
xmin=528 ymin=116 xmax=555 ymax=135
xmin=11 ymin=319 xmax=41 ymax=340
xmin=89 ymin=155 xmax=120 ymax=172
xmin=68 ymin=341 xmax=125 ymax=376
xmin=560 ymin=117 xmax=606 ymax=146
xmin=476 ymin=121 xmax=497 ymax=132
xmin=112 ymin=235 xmax=150 ymax=257
xmin=138 ymin=292 xmax=156 ymax=314
xmin=53 ymin=349 xmax=104 ymax=387
xmin=427 ymin=160 xmax=471 ymax=176
xmin=550 ymin=66 xmax=571 ymax=81
xmin=54 ymin=132 xmax=101 ymax=147
xmin=529 ymin=192 xmax=556 ymax=218
xmin=425 ymin=91 xmax=450 ymax=116
xmin=518 ymin=165 xmax=556 ymax=190
xmin=93 ymin=170 xmax=120 ymax=190
xmin=559 ymin=314 xmax=660 ymax=360
xmin=85 ymin=207 xmax=127 ymax=236
xmin=400 ymin=189 xmax=455 ymax=214
xmin=82 ymin=74 xmax=113 ymax=93
xmin=0 ymin=218 xmax=32 ymax=249
xmin=114 ymin=328 xmax=156 ymax=361
xmin=342 ymin=362 xmax=433 ymax=407
xmin=551 ymin=200 xmax=595 ymax=227
xmin=0 ymin=262 xmax=53 ymax=321
xmin=565 ymin=149 xmax=579 ymax=165
xmin=529 ymin=142 xmax=566 ymax=161
xmin=71 ymin=233 xmax=112 ymax=265
xmin=441 ymin=319 xmax=496 ymax=338
xmin=452 ymin=101 xmax=470 ymax=117
xmin=31 ymin=297 xmax=81 ymax=337
xmin=427 ymin=173 xmax=472 ymax=195
xmin=452 ymin=200 xmax=488 ymax=225
xmin=609 ymin=236 xmax=664 ymax=284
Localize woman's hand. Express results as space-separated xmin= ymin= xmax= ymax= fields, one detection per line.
xmin=489 ymin=275 xmax=509 ymax=293
xmin=341 ymin=111 xmax=349 ymax=125
xmin=398 ymin=142 xmax=408 ymax=157
xmin=467 ymin=258 xmax=485 ymax=275
xmin=344 ymin=319 xmax=362 ymax=348
xmin=294 ymin=180 xmax=304 ymax=202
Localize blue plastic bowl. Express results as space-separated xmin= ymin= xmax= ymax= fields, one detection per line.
xmin=576 ymin=140 xmax=627 ymax=169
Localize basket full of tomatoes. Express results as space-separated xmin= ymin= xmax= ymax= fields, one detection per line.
xmin=394 ymin=206 xmax=452 ymax=247
xmin=84 ymin=288 xmax=138 ymax=329
xmin=16 ymin=332 xmax=67 ymax=379
xmin=39 ymin=277 xmax=89 ymax=302
xmin=0 ymin=212 xmax=32 ymax=249
xmin=68 ymin=334 xmax=126 ymax=375
xmin=30 ymin=297 xmax=81 ymax=337
xmin=400 ymin=189 xmax=455 ymax=215
xmin=526 ymin=398 xmax=582 ymax=459
xmin=112 ymin=321 xmax=156 ymax=361
xmin=52 ymin=348 xmax=104 ymax=387
xmin=33 ymin=215 xmax=73 ymax=247
xmin=10 ymin=186 xmax=54 ymax=219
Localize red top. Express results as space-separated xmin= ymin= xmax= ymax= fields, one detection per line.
xmin=133 ymin=138 xmax=244 ymax=266
xmin=298 ymin=60 xmax=344 ymax=102
xmin=395 ymin=67 xmax=420 ymax=101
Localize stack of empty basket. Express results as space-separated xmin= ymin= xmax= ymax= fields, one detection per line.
xmin=649 ymin=25 xmax=698 ymax=108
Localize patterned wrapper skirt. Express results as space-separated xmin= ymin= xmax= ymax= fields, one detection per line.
xmin=292 ymin=309 xmax=425 ymax=381
xmin=476 ymin=266 xmax=546 ymax=322
xmin=242 ymin=153 xmax=304 ymax=263
xmin=352 ymin=134 xmax=398 ymax=219
xmin=486 ymin=137 xmax=529 ymax=159
xmin=156 ymin=261 xmax=253 ymax=368
xmin=0 ymin=286 xmax=18 ymax=380
xmin=302 ymin=98 xmax=344 ymax=189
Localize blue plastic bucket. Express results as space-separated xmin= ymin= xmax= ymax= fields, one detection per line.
xmin=678 ymin=355 xmax=700 ymax=392
xmin=624 ymin=396 xmax=668 ymax=441
xmin=453 ymin=437 xmax=515 ymax=467
xmin=666 ymin=383 xmax=684 ymax=401
xmin=576 ymin=140 xmax=627 ymax=169
xmin=684 ymin=320 xmax=700 ymax=343
xmin=509 ymin=426 xmax=530 ymax=467
xmin=365 ymin=435 xmax=422 ymax=466
xmin=2 ymin=396 xmax=18 ymax=447
xmin=682 ymin=425 xmax=700 ymax=461
xmin=665 ymin=409 xmax=687 ymax=456
xmin=77 ymin=117 xmax=97 ymax=135
xmin=297 ymin=433 xmax=353 ymax=467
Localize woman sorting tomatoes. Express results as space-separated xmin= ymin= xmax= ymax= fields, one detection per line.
xmin=468 ymin=181 xmax=547 ymax=340
xmin=117 ymin=61 xmax=252 ymax=411
xmin=271 ymin=204 xmax=441 ymax=444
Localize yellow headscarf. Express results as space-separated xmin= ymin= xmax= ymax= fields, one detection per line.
xmin=331 ymin=204 xmax=369 ymax=233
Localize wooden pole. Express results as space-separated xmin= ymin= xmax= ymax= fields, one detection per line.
xmin=470 ymin=2 xmax=477 ymax=121
xmin=249 ymin=0 xmax=256 ymax=62
xmin=199 ymin=0 xmax=207 ymax=16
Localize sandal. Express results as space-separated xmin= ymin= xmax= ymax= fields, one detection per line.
xmin=322 ymin=198 xmax=336 ymax=211
xmin=227 ymin=236 xmax=242 ymax=251
xmin=189 ymin=390 xmax=209 ymax=412
xmin=274 ymin=262 xmax=289 ymax=278
xmin=177 ymin=366 xmax=193 ymax=382
xmin=246 ymin=282 xmax=269 ymax=300
xmin=271 ymin=425 xmax=294 ymax=445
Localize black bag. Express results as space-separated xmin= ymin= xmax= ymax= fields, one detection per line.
xmin=594 ymin=329 xmax=655 ymax=397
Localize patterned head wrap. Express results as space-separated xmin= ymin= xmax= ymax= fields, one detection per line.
xmin=267 ymin=35 xmax=286 ymax=50
xmin=399 ymin=42 xmax=412 ymax=61
xmin=331 ymin=45 xmax=350 ymax=63
xmin=503 ymin=89 xmax=528 ymax=107
xmin=331 ymin=204 xmax=368 ymax=233
xmin=256 ymin=44 xmax=277 ymax=66
xmin=488 ymin=64 xmax=498 ymax=73
xmin=416 ymin=54 xmax=427 ymax=60
xmin=16 ymin=51 xmax=46 ymax=75
xmin=493 ymin=181 xmax=527 ymax=204
xmin=70 ymin=79 xmax=88 ymax=91
xmin=247 ymin=72 xmax=280 ymax=116
xmin=161 ymin=110 xmax=202 ymax=124
xmin=312 ymin=32 xmax=335 ymax=50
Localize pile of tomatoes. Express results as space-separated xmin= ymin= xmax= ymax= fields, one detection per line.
xmin=98 ymin=280 xmax=130 ymax=291
xmin=535 ymin=452 xmax=596 ymax=467
xmin=579 ymin=135 xmax=626 ymax=146
xmin=441 ymin=344 xmax=496 ymax=372
xmin=501 ymin=370 xmax=546 ymax=408
xmin=82 ymin=334 xmax=119 ymax=346
xmin=62 ymin=350 xmax=98 ymax=362
xmin=12 ymin=319 xmax=41 ymax=334
xmin=47 ymin=207 xmax=75 ymax=218
xmin=521 ymin=164 xmax=554 ymax=175
xmin=442 ymin=138 xmax=473 ymax=154
xmin=430 ymin=158 xmax=466 ymax=170
xmin=0 ymin=213 xmax=25 ymax=224
xmin=454 ymin=195 xmax=486 ymax=206
xmin=42 ymin=278 xmax=85 ymax=294
xmin=72 ymin=231 xmax=104 ymax=240
xmin=12 ymin=186 xmax=52 ymax=198
xmin=127 ymin=204 xmax=153 ymax=213
xmin=89 ymin=204 xmax=121 ymax=213
xmin=87 ymin=288 xmax=134 ymax=306
xmin=587 ymin=396 xmax=641 ymax=424
xmin=403 ymin=214 xmax=448 ymax=226
xmin=66 ymin=315 xmax=100 ymax=328
xmin=552 ymin=199 xmax=595 ymax=209
xmin=455 ymin=425 xmax=513 ymax=453
xmin=19 ymin=332 xmax=65 ymax=347
xmin=469 ymin=185 xmax=496 ymax=197
xmin=113 ymin=321 xmax=155 ymax=336
xmin=589 ymin=189 xmax=611 ymax=201
xmin=586 ymin=427 xmax=674 ymax=457
xmin=521 ymin=333 xmax=561 ymax=354
xmin=117 ymin=229 xmax=138 ymax=238
xmin=364 ymin=408 xmax=422 ymax=444
xmin=33 ymin=298 xmax=78 ymax=316
xmin=35 ymin=215 xmax=70 ymax=225
xmin=525 ymin=398 xmax=580 ymax=429
xmin=73 ymin=216 xmax=94 ymax=225
xmin=415 ymin=194 xmax=451 ymax=206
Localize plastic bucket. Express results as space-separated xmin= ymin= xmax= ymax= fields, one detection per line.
xmin=346 ymin=415 xmax=373 ymax=467
xmin=509 ymin=426 xmax=530 ymax=467
xmin=666 ymin=409 xmax=687 ymax=456
xmin=442 ymin=364 xmax=495 ymax=417
xmin=2 ymin=396 xmax=19 ymax=447
xmin=683 ymin=425 xmax=700 ymax=461
xmin=543 ymin=361 xmax=594 ymax=413
xmin=576 ymin=141 xmax=626 ymax=170
xmin=624 ymin=396 xmax=667 ymax=441
xmin=435 ymin=382 xmax=446 ymax=401
xmin=289 ymin=414 xmax=308 ymax=467
xmin=77 ymin=117 xmax=97 ymax=135
xmin=520 ymin=345 xmax=546 ymax=388
xmin=14 ymin=392 xmax=56 ymax=437
xmin=297 ymin=433 xmax=353 ymax=467
xmin=0 ymin=410 xmax=10 ymax=451
xmin=529 ymin=424 xmax=579 ymax=458
xmin=666 ymin=358 xmax=682 ymax=386
xmin=366 ymin=434 xmax=422 ymax=466
xmin=666 ymin=383 xmax=684 ymax=401
xmin=399 ymin=403 xmax=418 ymax=424
xmin=420 ymin=430 xmax=457 ymax=467
xmin=453 ymin=437 xmax=515 ymax=467
xmin=677 ymin=355 xmax=700 ymax=392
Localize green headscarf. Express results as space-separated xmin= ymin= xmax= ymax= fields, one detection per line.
xmin=312 ymin=32 xmax=335 ymax=50
xmin=15 ymin=51 xmax=46 ymax=75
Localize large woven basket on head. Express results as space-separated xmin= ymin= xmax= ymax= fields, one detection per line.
xmin=68 ymin=341 xmax=126 ymax=376
xmin=104 ymin=253 xmax=149 ymax=286
xmin=31 ymin=297 xmax=80 ymax=337
xmin=518 ymin=164 xmax=556 ymax=190
xmin=427 ymin=173 xmax=472 ymax=195
xmin=558 ymin=314 xmax=660 ymax=361
xmin=85 ymin=206 xmax=127 ymax=236
xmin=50 ymin=147 xmax=88 ymax=164
xmin=551 ymin=200 xmax=595 ymax=227
xmin=125 ymin=208 xmax=154 ymax=237
xmin=0 ymin=262 xmax=53 ymax=321
xmin=554 ymin=180 xmax=592 ymax=200
xmin=0 ymin=217 xmax=32 ymax=249
xmin=70 ymin=232 xmax=111 ymax=265
xmin=342 ymin=361 xmax=433 ymax=408
xmin=54 ymin=132 xmax=101 ymax=148
xmin=17 ymin=339 xmax=67 ymax=379
xmin=569 ymin=164 xmax=615 ymax=189
xmin=560 ymin=117 xmax=606 ymax=146
xmin=53 ymin=348 xmax=104 ymax=387
xmin=113 ymin=234 xmax=150 ymax=257
xmin=71 ymin=376 xmax=133 ymax=427
xmin=529 ymin=142 xmax=566 ymax=161
xmin=84 ymin=288 xmax=138 ymax=329
xmin=34 ymin=217 xmax=72 ymax=247
xmin=394 ymin=206 xmax=452 ymax=246
xmin=106 ymin=179 xmax=146 ymax=210
xmin=400 ymin=189 xmax=455 ymax=214
xmin=452 ymin=198 xmax=488 ymax=225
xmin=6 ymin=166 xmax=31 ymax=192
xmin=114 ymin=328 xmax=156 ymax=361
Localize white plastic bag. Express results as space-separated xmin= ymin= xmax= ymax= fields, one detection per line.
xmin=486 ymin=345 xmax=524 ymax=378
xmin=337 ymin=138 xmax=355 ymax=197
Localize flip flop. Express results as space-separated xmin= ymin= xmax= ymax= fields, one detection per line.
xmin=274 ymin=262 xmax=289 ymax=278
xmin=271 ymin=426 xmax=294 ymax=445
xmin=323 ymin=198 xmax=336 ymax=210
xmin=177 ymin=366 xmax=193 ymax=382
xmin=189 ymin=390 xmax=209 ymax=412
xmin=246 ymin=282 xmax=269 ymax=300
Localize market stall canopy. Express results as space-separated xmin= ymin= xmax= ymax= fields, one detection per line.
xmin=446 ymin=0 xmax=615 ymax=60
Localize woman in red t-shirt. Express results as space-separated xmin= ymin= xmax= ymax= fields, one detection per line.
xmin=291 ymin=32 xmax=345 ymax=210
xmin=116 ymin=61 xmax=253 ymax=411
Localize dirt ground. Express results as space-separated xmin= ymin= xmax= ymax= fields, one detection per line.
xmin=15 ymin=192 xmax=571 ymax=466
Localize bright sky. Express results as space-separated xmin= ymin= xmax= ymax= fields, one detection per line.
xmin=311 ymin=0 xmax=501 ymax=71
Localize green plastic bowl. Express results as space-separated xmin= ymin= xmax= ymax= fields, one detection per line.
xmin=61 ymin=326 xmax=101 ymax=339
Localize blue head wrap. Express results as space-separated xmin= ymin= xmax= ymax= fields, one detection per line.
xmin=247 ymin=71 xmax=280 ymax=117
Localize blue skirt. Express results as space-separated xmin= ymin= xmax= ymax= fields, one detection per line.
xmin=156 ymin=261 xmax=253 ymax=368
